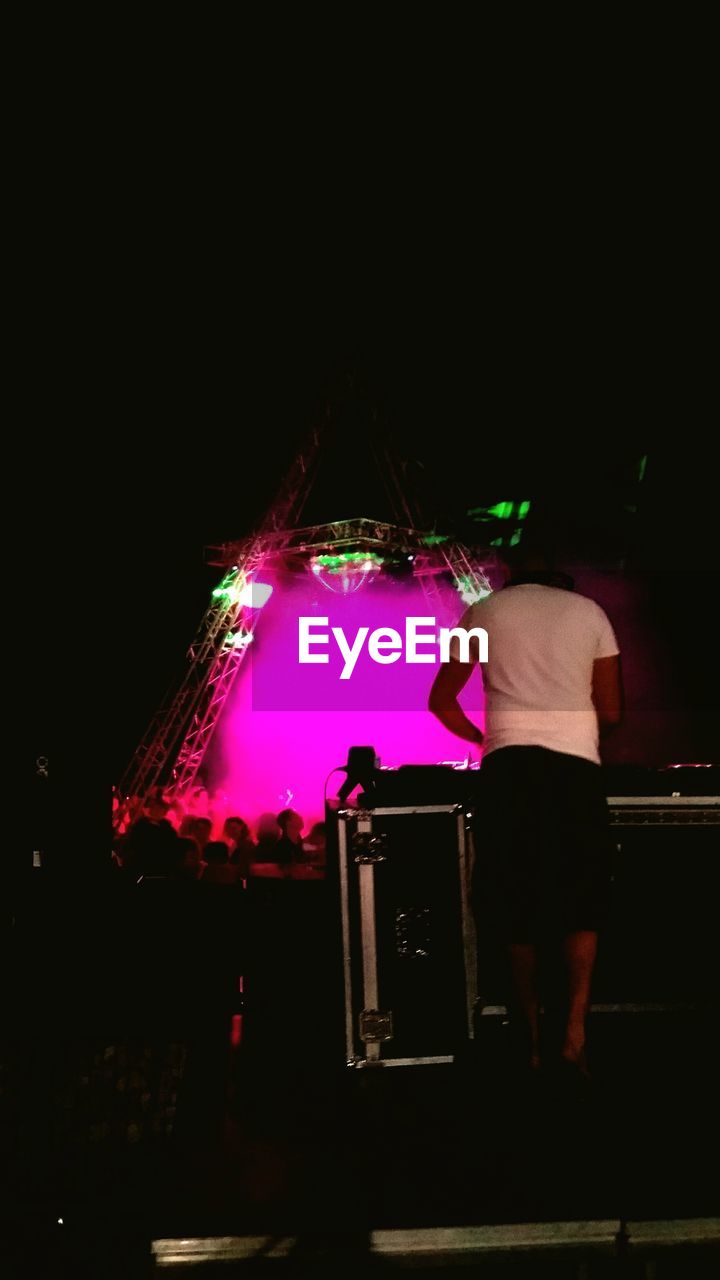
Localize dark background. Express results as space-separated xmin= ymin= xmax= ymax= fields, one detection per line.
xmin=29 ymin=349 xmax=718 ymax=866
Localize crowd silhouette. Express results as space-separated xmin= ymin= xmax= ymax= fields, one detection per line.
xmin=113 ymin=785 xmax=327 ymax=883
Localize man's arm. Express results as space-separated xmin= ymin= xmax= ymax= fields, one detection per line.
xmin=592 ymin=654 xmax=624 ymax=734
xmin=428 ymin=658 xmax=484 ymax=745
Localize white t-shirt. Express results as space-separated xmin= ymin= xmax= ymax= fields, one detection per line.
xmin=450 ymin=584 xmax=619 ymax=765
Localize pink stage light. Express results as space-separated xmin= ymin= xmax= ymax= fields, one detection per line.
xmin=238 ymin=581 xmax=273 ymax=608
xmin=214 ymin=569 xmax=484 ymax=832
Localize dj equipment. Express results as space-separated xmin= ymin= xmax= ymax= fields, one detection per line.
xmin=361 ymin=765 xmax=477 ymax=807
xmin=603 ymin=763 xmax=720 ymax=798
xmin=362 ymin=763 xmax=720 ymax=807
xmin=333 ymin=761 xmax=718 ymax=1062
xmin=607 ymin=795 xmax=720 ymax=824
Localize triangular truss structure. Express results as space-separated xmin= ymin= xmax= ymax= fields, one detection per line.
xmin=114 ymin=427 xmax=492 ymax=832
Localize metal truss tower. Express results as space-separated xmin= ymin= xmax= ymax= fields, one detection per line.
xmin=114 ymin=424 xmax=324 ymax=831
xmin=114 ymin=427 xmax=492 ymax=833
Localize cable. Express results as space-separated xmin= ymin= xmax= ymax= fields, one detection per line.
xmin=324 ymin=766 xmax=347 ymax=809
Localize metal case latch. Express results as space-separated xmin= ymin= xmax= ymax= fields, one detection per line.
xmin=359 ymin=1009 xmax=394 ymax=1043
xmin=352 ymin=832 xmax=388 ymax=863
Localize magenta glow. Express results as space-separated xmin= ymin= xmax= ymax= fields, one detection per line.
xmin=214 ymin=571 xmax=484 ymax=830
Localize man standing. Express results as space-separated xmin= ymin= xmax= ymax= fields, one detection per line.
xmin=274 ymin=809 xmax=305 ymax=873
xmin=429 ymin=541 xmax=622 ymax=1074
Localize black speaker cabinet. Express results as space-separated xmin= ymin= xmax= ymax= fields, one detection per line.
xmin=592 ymin=797 xmax=720 ymax=1005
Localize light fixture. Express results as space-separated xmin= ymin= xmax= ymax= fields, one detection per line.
xmin=213 ymin=575 xmax=273 ymax=608
xmin=222 ymin=630 xmax=254 ymax=651
xmin=309 ymin=551 xmax=384 ymax=594
xmin=453 ymin=574 xmax=492 ymax=605
xmin=238 ymin=581 xmax=273 ymax=608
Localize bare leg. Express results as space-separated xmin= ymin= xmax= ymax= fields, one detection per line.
xmin=562 ymin=930 xmax=598 ymax=1065
xmin=508 ymin=943 xmax=541 ymax=1069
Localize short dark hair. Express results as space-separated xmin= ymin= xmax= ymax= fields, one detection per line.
xmin=203 ymin=840 xmax=229 ymax=864
xmin=277 ymin=808 xmax=299 ymax=832
xmin=497 ymin=526 xmax=559 ymax=572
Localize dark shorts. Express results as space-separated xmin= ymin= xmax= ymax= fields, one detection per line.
xmin=472 ymin=746 xmax=614 ymax=945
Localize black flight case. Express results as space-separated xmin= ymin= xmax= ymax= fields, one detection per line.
xmin=337 ymin=804 xmax=478 ymax=1069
